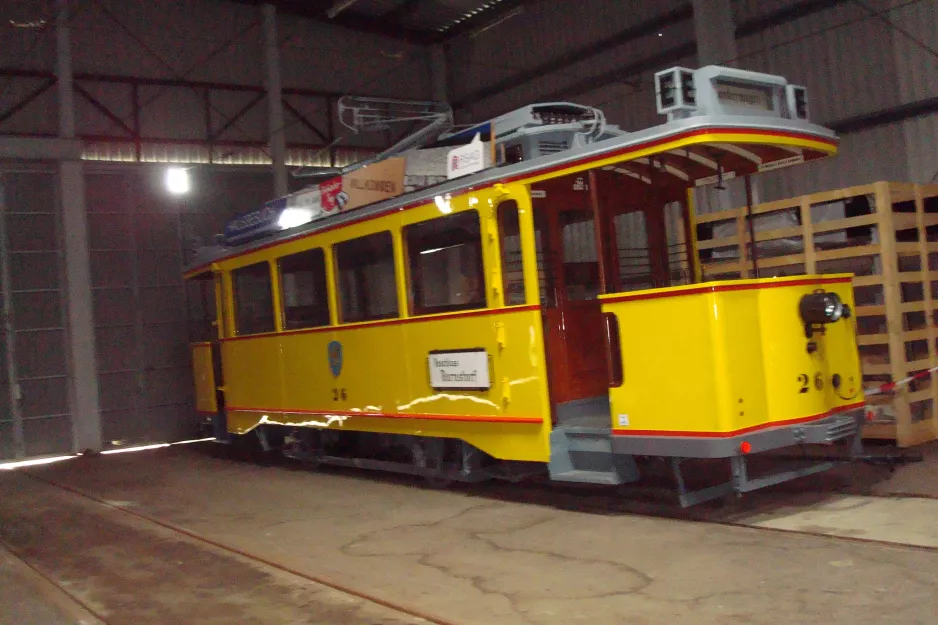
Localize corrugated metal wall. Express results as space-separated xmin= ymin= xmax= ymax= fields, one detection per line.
xmin=458 ymin=0 xmax=936 ymax=199
xmin=84 ymin=166 xmax=274 ymax=448
xmin=0 ymin=170 xmax=72 ymax=460
xmin=731 ymin=0 xmax=936 ymax=200
xmin=891 ymin=0 xmax=938 ymax=184
xmin=0 ymin=164 xmax=274 ymax=459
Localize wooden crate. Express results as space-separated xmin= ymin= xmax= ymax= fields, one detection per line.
xmin=693 ymin=182 xmax=938 ymax=447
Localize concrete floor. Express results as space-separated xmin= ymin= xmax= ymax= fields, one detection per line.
xmin=1 ymin=444 xmax=937 ymax=624
xmin=0 ymin=547 xmax=92 ymax=625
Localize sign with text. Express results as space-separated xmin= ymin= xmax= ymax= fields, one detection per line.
xmin=446 ymin=133 xmax=487 ymax=179
xmin=320 ymin=157 xmax=407 ymax=213
xmin=428 ymin=349 xmax=491 ymax=391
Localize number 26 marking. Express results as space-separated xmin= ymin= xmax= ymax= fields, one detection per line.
xmin=798 ymin=374 xmax=810 ymax=393
xmin=797 ymin=373 xmax=825 ymax=393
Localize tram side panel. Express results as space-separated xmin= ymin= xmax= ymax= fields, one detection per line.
xmin=191 ymin=342 xmax=218 ymax=415
xmin=220 ymin=334 xmax=285 ymax=433
xmin=401 ymin=307 xmax=552 ymax=463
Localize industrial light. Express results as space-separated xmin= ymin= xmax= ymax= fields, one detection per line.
xmin=277 ymin=207 xmax=315 ymax=230
xmin=165 ymin=167 xmax=191 ymax=195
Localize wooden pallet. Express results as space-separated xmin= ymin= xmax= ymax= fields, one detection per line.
xmin=693 ymin=181 xmax=938 ymax=447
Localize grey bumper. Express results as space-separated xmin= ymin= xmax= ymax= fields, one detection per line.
xmin=612 ymin=408 xmax=865 ymax=459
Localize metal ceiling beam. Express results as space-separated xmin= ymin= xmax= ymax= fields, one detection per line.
xmin=735 ymin=0 xmax=848 ymax=37
xmin=456 ymin=0 xmax=852 ymax=110
xmin=538 ymin=42 xmax=697 ymax=102
xmin=831 ymin=97 xmax=938 ymax=135
xmin=436 ymin=0 xmax=538 ymax=43
xmin=224 ymin=0 xmax=434 ymax=45
xmin=381 ymin=0 xmax=427 ymax=23
xmin=452 ymin=4 xmax=693 ymax=109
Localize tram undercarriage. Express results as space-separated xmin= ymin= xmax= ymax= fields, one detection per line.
xmin=209 ymin=402 xmax=865 ymax=508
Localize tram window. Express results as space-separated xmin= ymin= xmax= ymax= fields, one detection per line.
xmin=335 ymin=231 xmax=399 ymax=323
xmin=561 ymin=211 xmax=600 ymax=301
xmin=498 ymin=202 xmax=526 ymax=306
xmin=185 ymin=274 xmax=217 ymax=343
xmin=232 ymin=262 xmax=275 ymax=335
xmin=613 ymin=211 xmax=654 ymax=292
xmin=278 ymin=248 xmax=330 ymax=330
xmin=533 ymin=209 xmax=556 ymax=308
xmin=405 ymin=211 xmax=485 ymax=315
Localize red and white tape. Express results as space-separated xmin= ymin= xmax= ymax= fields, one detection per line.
xmin=864 ymin=364 xmax=938 ymax=397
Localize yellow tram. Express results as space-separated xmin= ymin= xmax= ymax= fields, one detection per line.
xmin=184 ymin=65 xmax=864 ymax=505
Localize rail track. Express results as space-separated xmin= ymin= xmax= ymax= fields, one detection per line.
xmin=5 ymin=445 xmax=936 ymax=624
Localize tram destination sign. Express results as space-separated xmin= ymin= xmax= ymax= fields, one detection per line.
xmin=427 ymin=349 xmax=491 ymax=391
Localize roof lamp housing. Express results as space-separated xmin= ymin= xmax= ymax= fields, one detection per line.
xmin=654 ymin=66 xmax=808 ymax=123
xmin=787 ymin=84 xmax=809 ymax=120
xmin=654 ymin=67 xmax=697 ymax=116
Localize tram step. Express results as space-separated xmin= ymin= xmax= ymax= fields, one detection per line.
xmin=549 ymin=469 xmax=624 ymax=485
xmin=548 ymin=427 xmax=639 ymax=486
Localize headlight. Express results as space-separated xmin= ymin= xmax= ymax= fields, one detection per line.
xmin=799 ymin=290 xmax=850 ymax=339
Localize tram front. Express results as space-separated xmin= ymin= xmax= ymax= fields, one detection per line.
xmin=535 ymin=65 xmax=864 ymax=505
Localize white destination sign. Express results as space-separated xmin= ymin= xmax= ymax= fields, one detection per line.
xmin=447 ymin=133 xmax=487 ymax=179
xmin=428 ymin=350 xmax=490 ymax=390
xmin=758 ymin=154 xmax=805 ymax=172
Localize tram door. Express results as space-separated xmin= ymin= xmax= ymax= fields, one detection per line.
xmin=533 ymin=178 xmax=611 ymax=412
xmin=187 ymin=272 xmax=228 ymax=438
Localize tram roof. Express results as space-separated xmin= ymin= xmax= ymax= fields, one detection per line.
xmin=183 ymin=113 xmax=837 ymax=277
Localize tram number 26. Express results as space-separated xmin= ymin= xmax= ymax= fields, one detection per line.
xmin=332 ymin=388 xmax=347 ymax=401
xmin=797 ymin=373 xmax=824 ymax=393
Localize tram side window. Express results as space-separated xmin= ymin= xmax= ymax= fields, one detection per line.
xmin=278 ymin=249 xmax=330 ymax=330
xmin=497 ymin=202 xmax=526 ymax=306
xmin=613 ymin=211 xmax=654 ymax=292
xmin=335 ymin=231 xmax=399 ymax=323
xmin=232 ymin=262 xmax=276 ymax=335
xmin=185 ymin=274 xmax=217 ymax=343
xmin=405 ymin=211 xmax=485 ymax=315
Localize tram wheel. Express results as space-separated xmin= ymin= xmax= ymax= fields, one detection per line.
xmin=285 ymin=429 xmax=323 ymax=470
xmin=412 ymin=438 xmax=453 ymax=488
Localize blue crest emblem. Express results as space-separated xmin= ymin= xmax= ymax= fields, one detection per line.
xmin=328 ymin=341 xmax=343 ymax=377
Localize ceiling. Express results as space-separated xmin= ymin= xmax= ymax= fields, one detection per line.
xmin=226 ymin=0 xmax=533 ymax=45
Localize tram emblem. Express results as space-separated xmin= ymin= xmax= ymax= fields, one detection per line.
xmin=328 ymin=341 xmax=343 ymax=377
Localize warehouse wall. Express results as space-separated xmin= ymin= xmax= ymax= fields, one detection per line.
xmin=84 ymin=165 xmax=272 ymax=448
xmin=733 ymin=0 xmax=937 ymax=199
xmin=0 ymin=163 xmax=273 ymax=459
xmin=0 ymin=0 xmax=433 ymax=162
xmin=453 ymin=0 xmax=937 ymax=200
xmin=0 ymin=170 xmax=71 ymax=460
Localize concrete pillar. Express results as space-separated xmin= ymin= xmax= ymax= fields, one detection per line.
xmin=692 ymin=0 xmax=746 ymax=217
xmin=57 ymin=0 xmax=103 ymax=453
xmin=263 ymin=3 xmax=288 ymax=197
xmin=429 ymin=45 xmax=448 ymax=103
xmin=692 ymin=0 xmax=737 ymax=66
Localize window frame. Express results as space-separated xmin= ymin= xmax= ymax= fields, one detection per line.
xmin=497 ymin=201 xmax=527 ymax=307
xmin=333 ymin=230 xmax=400 ymax=324
xmin=277 ymin=247 xmax=331 ymax=331
xmin=404 ymin=209 xmax=487 ymax=317
xmin=231 ymin=260 xmax=276 ymax=336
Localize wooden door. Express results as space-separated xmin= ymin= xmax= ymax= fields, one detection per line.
xmin=533 ymin=184 xmax=610 ymax=408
